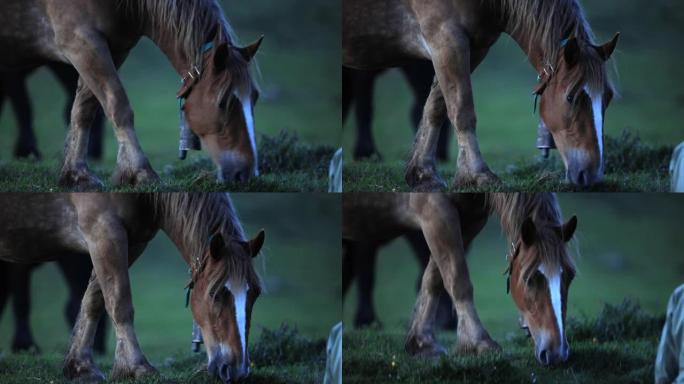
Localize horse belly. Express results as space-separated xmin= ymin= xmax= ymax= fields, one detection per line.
xmin=342 ymin=193 xmax=416 ymax=242
xmin=0 ymin=0 xmax=63 ymax=69
xmin=0 ymin=194 xmax=87 ymax=263
xmin=343 ymin=0 xmax=428 ymax=69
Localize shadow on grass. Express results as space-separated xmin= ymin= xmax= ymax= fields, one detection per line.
xmin=0 ymin=131 xmax=336 ymax=192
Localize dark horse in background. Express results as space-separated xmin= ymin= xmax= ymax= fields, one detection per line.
xmin=342 ymin=62 xmax=451 ymax=162
xmin=0 ymin=63 xmax=105 ymax=160
xmin=0 ymin=0 xmax=263 ymax=188
xmin=343 ymin=230 xmax=456 ymax=330
xmin=344 ymin=0 xmax=619 ymax=189
xmin=0 ymin=257 xmax=108 ymax=354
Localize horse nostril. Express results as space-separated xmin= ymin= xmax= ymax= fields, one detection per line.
xmin=539 ymin=349 xmax=550 ymax=365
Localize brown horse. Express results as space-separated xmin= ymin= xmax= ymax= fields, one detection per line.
xmin=0 ymin=193 xmax=265 ymax=383
xmin=0 ymin=0 xmax=262 ymax=188
xmin=343 ymin=193 xmax=577 ymax=365
xmin=343 ymin=0 xmax=619 ymax=189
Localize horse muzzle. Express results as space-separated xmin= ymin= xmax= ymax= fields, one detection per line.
xmin=564 ymin=149 xmax=603 ymax=187
xmin=535 ymin=341 xmax=569 ymax=366
xmin=215 ymin=151 xmax=257 ymax=184
xmin=208 ymin=355 xmax=250 ymax=383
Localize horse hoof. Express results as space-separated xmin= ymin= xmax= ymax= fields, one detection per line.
xmin=111 ymin=361 xmax=159 ymax=380
xmin=405 ymin=165 xmax=447 ymax=191
xmin=454 ymin=169 xmax=501 ymax=189
xmin=63 ymin=360 xmax=105 ymax=383
xmin=405 ymin=335 xmax=447 ymax=358
xmin=456 ymin=337 xmax=502 ymax=355
xmin=111 ymin=167 xmax=161 ymax=186
xmin=59 ymin=169 xmax=105 ymax=191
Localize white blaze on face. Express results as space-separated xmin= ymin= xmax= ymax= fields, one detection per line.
xmin=538 ymin=264 xmax=564 ymax=343
xmin=237 ymin=93 xmax=259 ymax=177
xmin=584 ymin=85 xmax=604 ymax=173
xmin=226 ymin=279 xmax=249 ymax=368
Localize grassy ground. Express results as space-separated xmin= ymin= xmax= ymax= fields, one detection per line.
xmin=342 ymin=1 xmax=684 ymax=192
xmin=344 ymin=132 xmax=674 ymax=192
xmin=0 ymin=0 xmax=340 ymax=192
xmin=343 ymin=194 xmax=684 ymax=382
xmin=344 ymin=301 xmax=662 ymax=384
xmin=0 ymin=193 xmax=341 ymax=383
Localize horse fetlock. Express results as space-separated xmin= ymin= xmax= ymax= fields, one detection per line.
xmin=111 ymin=360 xmax=158 ymax=380
xmin=405 ymin=332 xmax=447 ymax=358
xmin=111 ymin=159 xmax=160 ymax=186
xmin=59 ymin=166 xmax=104 ymax=191
xmin=454 ymin=161 xmax=500 ymax=187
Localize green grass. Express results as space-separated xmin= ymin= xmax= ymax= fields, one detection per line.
xmin=0 ymin=194 xmax=341 ymax=383
xmin=0 ymin=325 xmax=325 ymax=384
xmin=343 ymin=132 xmax=675 ymax=192
xmin=0 ymin=0 xmax=340 ymax=192
xmin=342 ymin=1 xmax=684 ymax=192
xmin=0 ymin=131 xmax=335 ymax=192
xmin=343 ymin=301 xmax=663 ymax=384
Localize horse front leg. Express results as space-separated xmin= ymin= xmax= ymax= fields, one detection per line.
xmin=410 ymin=194 xmax=500 ymax=355
xmin=405 ymin=77 xmax=448 ymax=190
xmin=406 ymin=258 xmax=448 ymax=357
xmin=71 ymin=211 xmax=156 ymax=381
xmin=59 ymin=32 xmax=159 ymax=187
xmin=420 ymin=26 xmax=499 ymax=187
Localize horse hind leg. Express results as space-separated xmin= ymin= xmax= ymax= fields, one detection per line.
xmin=59 ymin=80 xmax=105 ymax=190
xmin=63 ymin=271 xmax=107 ymax=382
xmin=405 ymin=258 xmax=448 ymax=357
xmin=405 ymin=77 xmax=448 ymax=191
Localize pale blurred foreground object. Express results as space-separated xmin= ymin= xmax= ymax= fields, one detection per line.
xmin=324 ymin=322 xmax=342 ymax=384
xmin=329 ymin=148 xmax=343 ymax=193
xmin=655 ymin=284 xmax=684 ymax=383
xmin=671 ymin=142 xmax=684 ymax=192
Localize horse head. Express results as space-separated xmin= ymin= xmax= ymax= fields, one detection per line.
xmin=188 ymin=229 xmax=265 ymax=383
xmin=535 ymin=33 xmax=619 ymax=187
xmin=507 ymin=215 xmax=577 ymax=365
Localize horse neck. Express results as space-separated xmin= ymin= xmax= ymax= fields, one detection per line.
xmin=145 ymin=27 xmax=194 ymax=76
xmin=505 ymin=25 xmax=546 ymax=74
xmin=488 ymin=193 xmax=561 ymax=241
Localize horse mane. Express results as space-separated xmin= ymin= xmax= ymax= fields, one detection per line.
xmin=146 ymin=193 xmax=261 ymax=297
xmin=118 ymin=0 xmax=257 ymax=103
xmin=489 ymin=0 xmax=614 ymax=96
xmin=486 ymin=193 xmax=576 ymax=283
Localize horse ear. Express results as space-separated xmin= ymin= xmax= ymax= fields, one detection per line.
xmin=238 ymin=35 xmax=264 ymax=62
xmin=594 ymin=32 xmax=619 ymax=61
xmin=209 ymin=232 xmax=225 ymax=260
xmin=213 ymin=43 xmax=230 ymax=70
xmin=561 ymin=215 xmax=578 ymax=242
xmin=521 ymin=217 xmax=536 ymax=246
xmin=247 ymin=229 xmax=265 ymax=258
xmin=563 ymin=37 xmax=581 ymax=68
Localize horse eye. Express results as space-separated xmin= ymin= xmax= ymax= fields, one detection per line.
xmin=566 ymin=94 xmax=574 ymax=103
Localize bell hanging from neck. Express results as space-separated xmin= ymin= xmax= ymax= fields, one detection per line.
xmin=536 ymin=120 xmax=556 ymax=159
xmin=178 ymin=104 xmax=201 ymax=160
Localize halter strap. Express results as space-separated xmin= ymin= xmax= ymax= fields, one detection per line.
xmin=532 ymin=37 xmax=571 ymax=114
xmin=504 ymin=241 xmax=521 ymax=294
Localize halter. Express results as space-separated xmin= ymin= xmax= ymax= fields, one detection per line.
xmin=532 ymin=38 xmax=571 ymax=114
xmin=503 ymin=241 xmax=521 ymax=294
xmin=178 ymin=41 xmax=215 ymax=160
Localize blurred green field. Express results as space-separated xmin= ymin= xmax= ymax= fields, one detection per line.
xmin=0 ymin=0 xmax=340 ymax=191
xmin=342 ymin=1 xmax=684 ymax=191
xmin=0 ymin=193 xmax=341 ymax=383
xmin=343 ymin=193 xmax=684 ymax=382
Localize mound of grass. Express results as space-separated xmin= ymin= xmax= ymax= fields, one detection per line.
xmin=0 ymin=325 xmax=325 ymax=384
xmin=0 ymin=131 xmax=335 ymax=192
xmin=344 ymin=300 xmax=662 ymax=383
xmin=344 ymin=131 xmax=674 ymax=192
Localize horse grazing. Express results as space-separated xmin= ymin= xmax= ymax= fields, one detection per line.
xmin=0 ymin=0 xmax=262 ymax=188
xmin=343 ymin=0 xmax=619 ymax=189
xmin=0 ymin=193 xmax=265 ymax=383
xmin=343 ymin=193 xmax=577 ymax=365
xmin=0 ymin=63 xmax=105 ymax=160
